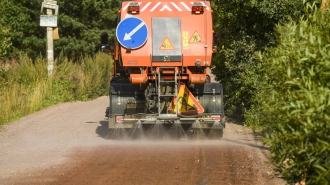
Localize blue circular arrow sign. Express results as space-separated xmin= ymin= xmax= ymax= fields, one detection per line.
xmin=116 ymin=17 xmax=148 ymax=49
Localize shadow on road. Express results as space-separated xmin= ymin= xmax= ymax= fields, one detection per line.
xmin=226 ymin=117 xmax=244 ymax=125
xmin=96 ymin=120 xmax=110 ymax=139
xmin=222 ymin=138 xmax=269 ymax=151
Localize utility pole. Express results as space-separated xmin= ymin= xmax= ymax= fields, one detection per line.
xmin=46 ymin=9 xmax=54 ymax=76
xmin=321 ymin=0 xmax=329 ymax=11
xmin=40 ymin=0 xmax=59 ymax=76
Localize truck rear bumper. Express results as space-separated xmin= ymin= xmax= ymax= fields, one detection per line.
xmin=109 ymin=115 xmax=224 ymax=129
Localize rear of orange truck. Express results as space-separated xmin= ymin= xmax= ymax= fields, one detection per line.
xmin=102 ymin=0 xmax=225 ymax=139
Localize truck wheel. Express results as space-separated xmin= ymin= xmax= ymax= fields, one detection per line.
xmin=220 ymin=116 xmax=226 ymax=128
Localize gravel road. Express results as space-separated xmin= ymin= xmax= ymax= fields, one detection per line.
xmin=0 ymin=96 xmax=285 ymax=185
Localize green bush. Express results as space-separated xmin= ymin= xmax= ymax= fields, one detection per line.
xmin=246 ymin=4 xmax=330 ymax=184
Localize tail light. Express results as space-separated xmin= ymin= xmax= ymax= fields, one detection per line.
xmin=192 ymin=2 xmax=204 ymax=14
xmin=127 ymin=2 xmax=140 ymax=14
xmin=211 ymin=115 xmax=221 ymax=121
xmin=115 ymin=116 xmax=123 ymax=122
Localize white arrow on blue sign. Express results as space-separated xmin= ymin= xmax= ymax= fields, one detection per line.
xmin=116 ymin=17 xmax=148 ymax=49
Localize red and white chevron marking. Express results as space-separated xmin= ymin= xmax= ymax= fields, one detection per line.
xmin=122 ymin=2 xmax=210 ymax=12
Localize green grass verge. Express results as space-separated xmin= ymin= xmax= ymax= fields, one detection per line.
xmin=0 ymin=52 xmax=112 ymax=126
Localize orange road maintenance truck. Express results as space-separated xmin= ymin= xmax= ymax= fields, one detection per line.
xmin=101 ymin=0 xmax=225 ymax=139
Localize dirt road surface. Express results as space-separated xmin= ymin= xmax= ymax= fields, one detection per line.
xmin=0 ymin=96 xmax=284 ymax=185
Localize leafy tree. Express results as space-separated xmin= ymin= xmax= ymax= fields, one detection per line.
xmin=0 ymin=0 xmax=121 ymax=60
xmin=246 ymin=3 xmax=330 ymax=184
xmin=0 ymin=25 xmax=11 ymax=60
xmin=0 ymin=23 xmax=11 ymax=60
xmin=211 ymin=0 xmax=320 ymax=119
xmin=55 ymin=0 xmax=121 ymax=61
xmin=0 ymin=0 xmax=12 ymax=59
xmin=0 ymin=0 xmax=44 ymax=59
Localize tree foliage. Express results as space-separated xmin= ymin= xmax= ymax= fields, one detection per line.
xmin=0 ymin=0 xmax=121 ymax=60
xmin=0 ymin=22 xmax=12 ymax=60
xmin=211 ymin=1 xmax=329 ymax=183
xmin=245 ymin=3 xmax=330 ymax=184
xmin=0 ymin=0 xmax=12 ymax=59
xmin=55 ymin=0 xmax=121 ymax=60
xmin=0 ymin=0 xmax=44 ymax=59
xmin=211 ymin=0 xmax=320 ymax=119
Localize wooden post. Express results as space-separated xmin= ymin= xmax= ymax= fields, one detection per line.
xmin=41 ymin=0 xmax=58 ymax=76
xmin=46 ymin=9 xmax=54 ymax=76
xmin=321 ymin=0 xmax=329 ymax=12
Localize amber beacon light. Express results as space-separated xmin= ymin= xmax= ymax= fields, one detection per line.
xmin=192 ymin=2 xmax=204 ymax=14
xmin=127 ymin=2 xmax=140 ymax=14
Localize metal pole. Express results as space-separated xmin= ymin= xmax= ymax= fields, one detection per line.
xmin=46 ymin=9 xmax=54 ymax=76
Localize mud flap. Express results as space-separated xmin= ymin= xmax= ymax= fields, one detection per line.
xmin=108 ymin=83 xmax=144 ymax=128
xmin=193 ymin=82 xmax=225 ymax=127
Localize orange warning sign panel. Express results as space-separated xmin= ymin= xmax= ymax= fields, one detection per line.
xmin=159 ymin=37 xmax=175 ymax=50
xmin=189 ymin=31 xmax=202 ymax=43
xmin=169 ymin=84 xmax=204 ymax=115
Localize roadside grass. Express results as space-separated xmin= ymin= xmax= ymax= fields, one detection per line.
xmin=0 ymin=53 xmax=112 ymax=126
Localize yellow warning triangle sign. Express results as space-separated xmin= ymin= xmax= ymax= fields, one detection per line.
xmin=189 ymin=31 xmax=202 ymax=43
xmin=159 ymin=37 xmax=175 ymax=50
xmin=169 ymin=84 xmax=204 ymax=115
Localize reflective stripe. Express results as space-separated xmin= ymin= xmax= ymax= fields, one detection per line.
xmin=122 ymin=2 xmax=210 ymax=12
xmin=180 ymin=2 xmax=191 ymax=11
xmin=150 ymin=2 xmax=161 ymax=11
xmin=140 ymin=2 xmax=152 ymax=12
xmin=170 ymin=2 xmax=182 ymax=11
xmin=160 ymin=5 xmax=172 ymax=11
xmin=122 ymin=3 xmax=130 ymax=11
